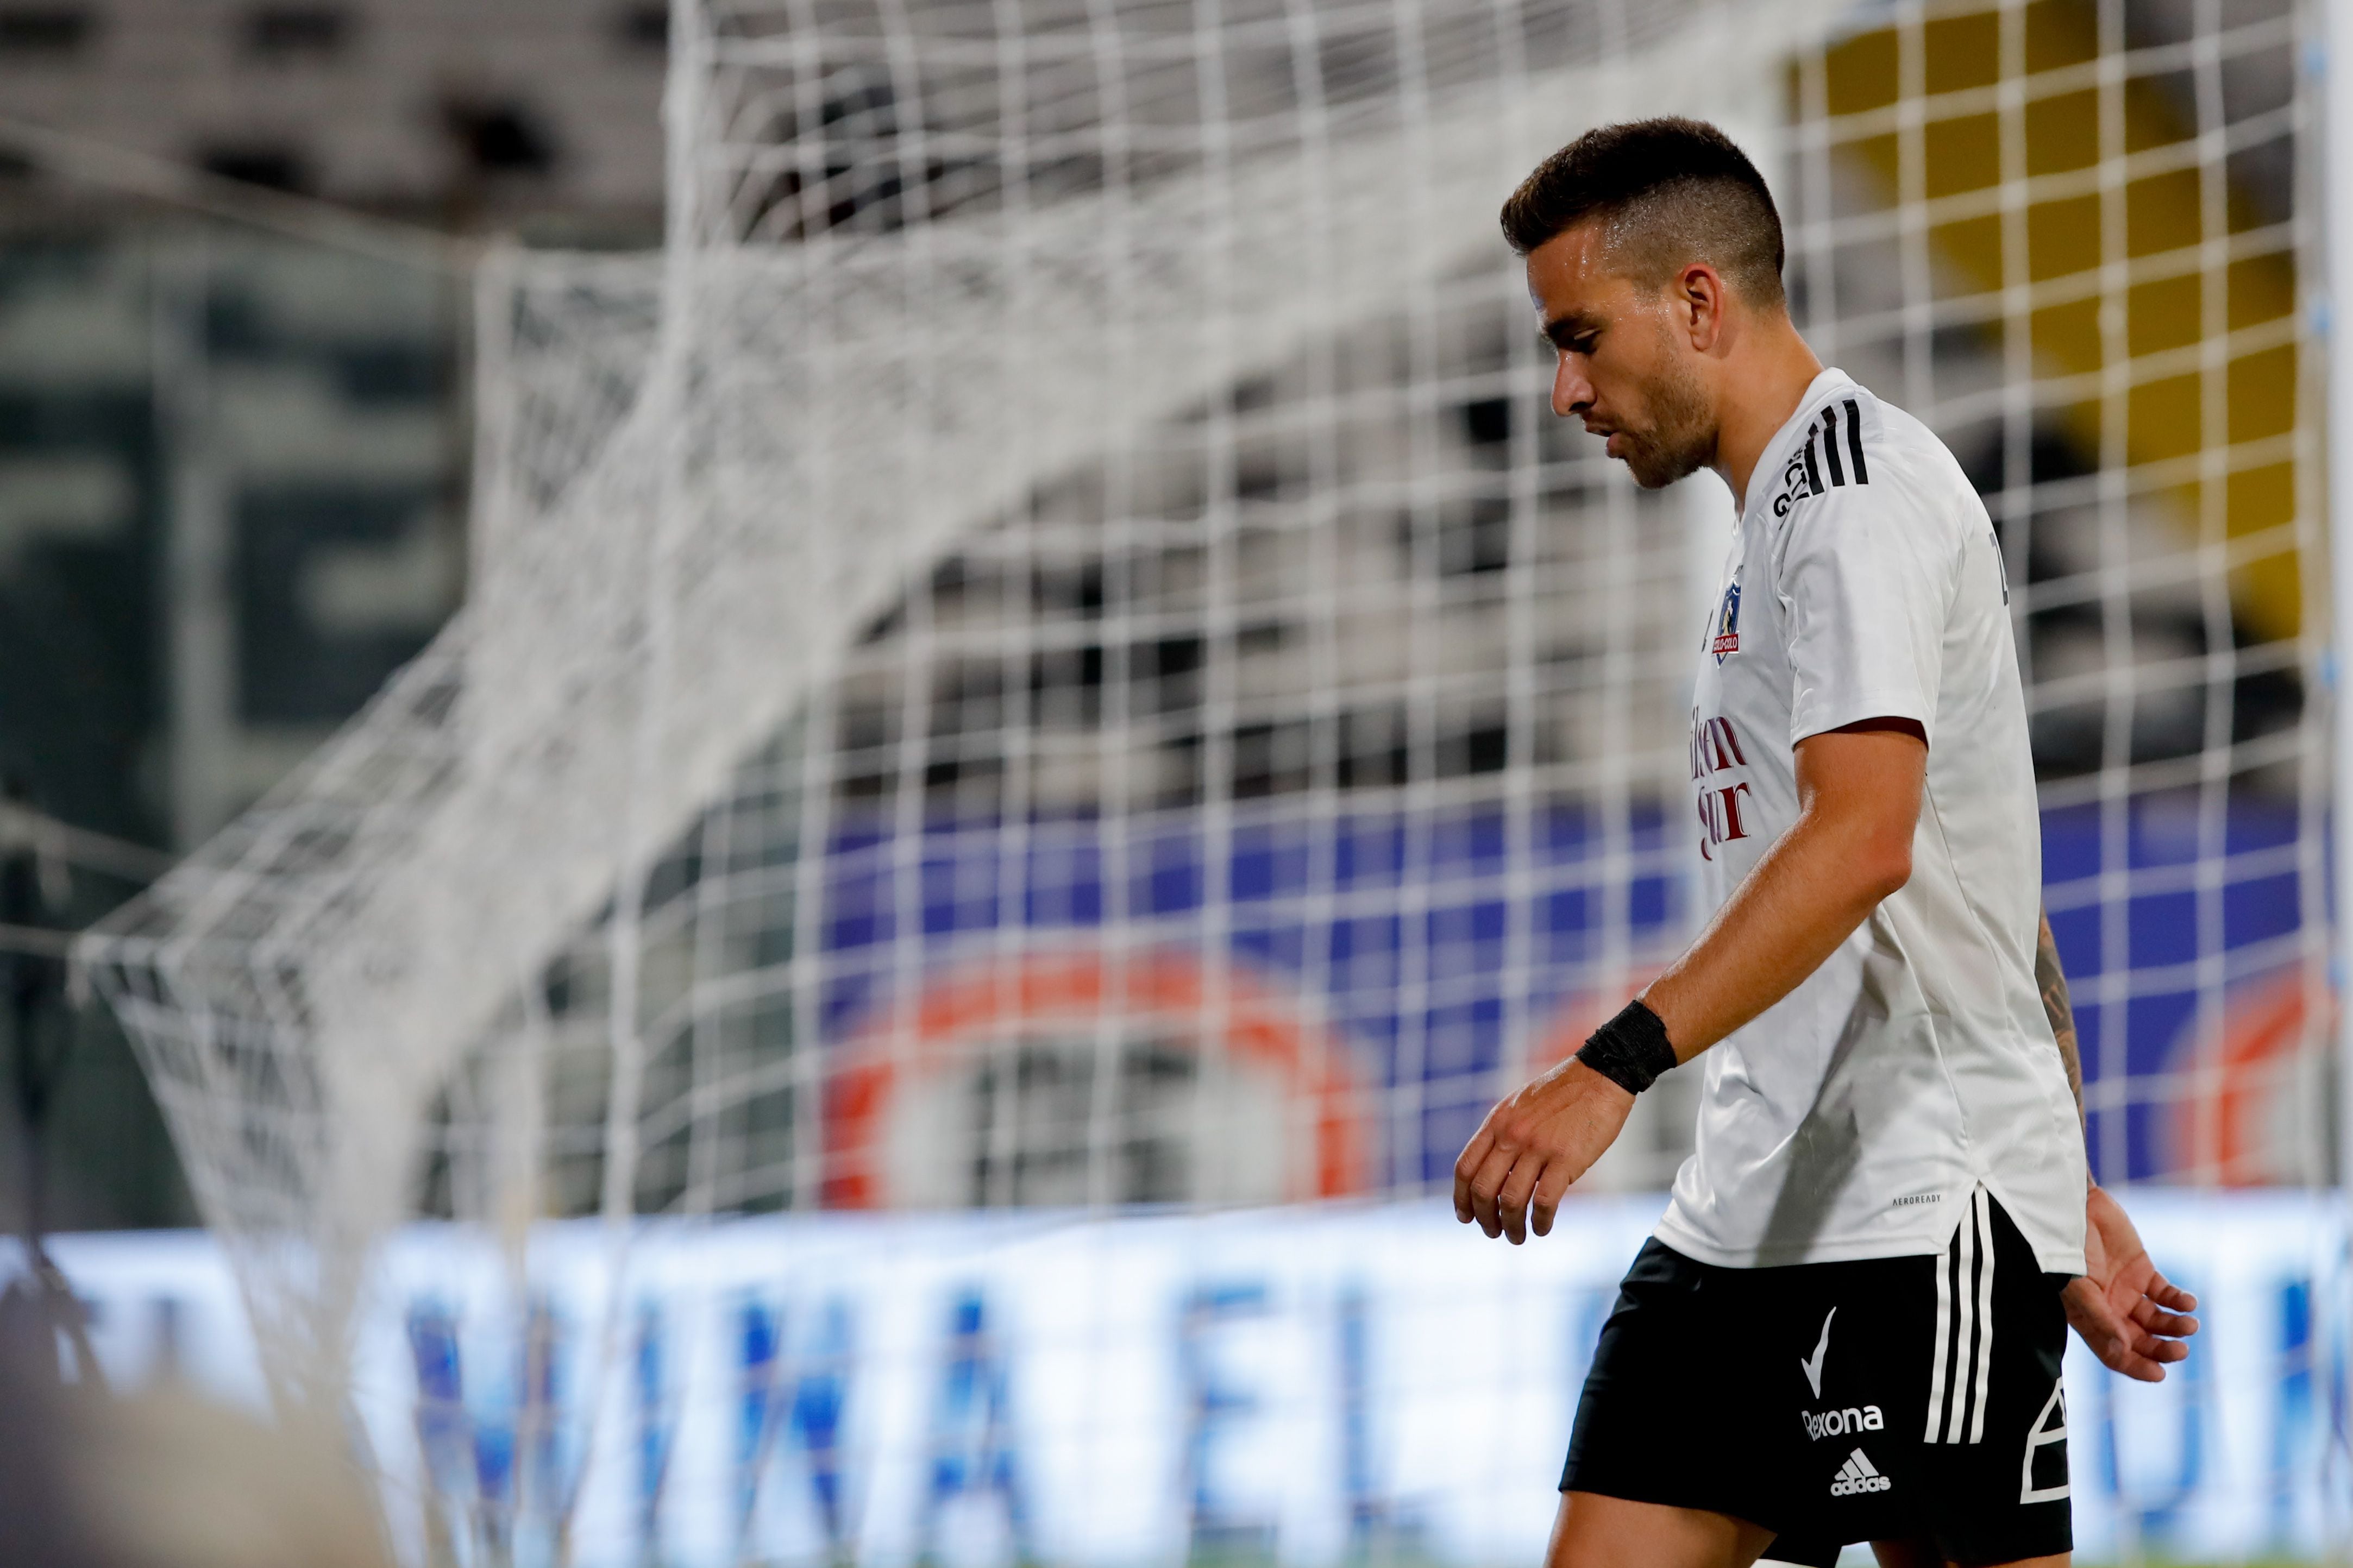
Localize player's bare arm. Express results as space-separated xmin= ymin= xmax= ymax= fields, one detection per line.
xmin=2032 ymin=910 xmax=2200 ymax=1381
xmin=1454 ymin=721 xmax=1924 ymax=1245
xmin=2035 ymin=910 xmax=2087 ymax=1119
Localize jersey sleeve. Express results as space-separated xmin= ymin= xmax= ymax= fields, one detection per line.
xmin=1772 ymin=474 xmax=1958 ymax=748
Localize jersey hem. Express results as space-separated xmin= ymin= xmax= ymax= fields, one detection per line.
xmin=1653 ymin=1212 xmax=2086 ymax=1275
xmin=1978 ymin=1168 xmax=2090 ymax=1277
xmin=1652 ymin=1207 xmax=1953 ymax=1269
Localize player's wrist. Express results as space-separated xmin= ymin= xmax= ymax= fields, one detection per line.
xmin=1574 ymin=999 xmax=1678 ymax=1096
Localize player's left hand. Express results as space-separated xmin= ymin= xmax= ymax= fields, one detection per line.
xmin=2062 ymin=1183 xmax=2198 ymax=1382
xmin=1453 ymin=1059 xmax=1634 ymax=1245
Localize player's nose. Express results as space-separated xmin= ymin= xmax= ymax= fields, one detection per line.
xmin=1551 ymin=357 xmax=1593 ymax=419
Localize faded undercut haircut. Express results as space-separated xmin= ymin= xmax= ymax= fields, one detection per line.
xmin=1500 ymin=117 xmax=1786 ymax=309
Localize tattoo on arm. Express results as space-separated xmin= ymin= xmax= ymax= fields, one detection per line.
xmin=2036 ymin=909 xmax=2085 ymax=1128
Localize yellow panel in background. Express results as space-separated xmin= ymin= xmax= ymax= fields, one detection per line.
xmin=1817 ymin=0 xmax=2302 ymax=642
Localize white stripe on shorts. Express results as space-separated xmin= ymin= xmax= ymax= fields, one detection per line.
xmin=1924 ymin=1200 xmax=1954 ymax=1441
xmin=1927 ymin=1185 xmax=1997 ymax=1445
xmin=1944 ymin=1194 xmax=1978 ymax=1443
xmin=1968 ymin=1187 xmax=1997 ymax=1444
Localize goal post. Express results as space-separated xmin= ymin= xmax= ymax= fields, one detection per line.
xmin=2327 ymin=0 xmax=2353 ymax=1206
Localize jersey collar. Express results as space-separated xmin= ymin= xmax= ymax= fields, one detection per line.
xmin=1740 ymin=367 xmax=1859 ymax=521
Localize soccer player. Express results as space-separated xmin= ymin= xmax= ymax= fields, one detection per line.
xmin=1452 ymin=119 xmax=2199 ymax=1568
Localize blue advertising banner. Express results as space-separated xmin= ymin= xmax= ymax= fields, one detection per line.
xmin=810 ymin=800 xmax=2323 ymax=1196
xmin=27 ymin=1193 xmax=2353 ymax=1565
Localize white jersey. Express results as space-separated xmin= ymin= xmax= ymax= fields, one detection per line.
xmin=1653 ymin=368 xmax=2088 ymax=1275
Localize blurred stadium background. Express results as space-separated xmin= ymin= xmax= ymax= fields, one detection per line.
xmin=0 ymin=0 xmax=2341 ymax=1563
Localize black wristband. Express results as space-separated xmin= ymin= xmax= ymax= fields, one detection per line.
xmin=1575 ymin=999 xmax=1678 ymax=1095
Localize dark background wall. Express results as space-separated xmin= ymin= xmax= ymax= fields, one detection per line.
xmin=0 ymin=0 xmax=665 ymax=1230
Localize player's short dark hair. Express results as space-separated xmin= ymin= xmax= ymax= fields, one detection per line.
xmin=1500 ymin=117 xmax=1785 ymax=308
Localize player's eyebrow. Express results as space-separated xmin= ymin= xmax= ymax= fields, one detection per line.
xmin=1541 ymin=311 xmax=1601 ymax=350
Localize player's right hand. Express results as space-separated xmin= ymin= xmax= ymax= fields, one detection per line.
xmin=1453 ymin=1059 xmax=1635 ymax=1245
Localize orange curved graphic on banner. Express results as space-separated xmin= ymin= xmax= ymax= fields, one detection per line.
xmin=824 ymin=946 xmax=1367 ymax=1207
xmin=2165 ymin=968 xmax=2332 ymax=1187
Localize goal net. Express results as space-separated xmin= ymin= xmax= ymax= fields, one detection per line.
xmin=77 ymin=0 xmax=2345 ymax=1561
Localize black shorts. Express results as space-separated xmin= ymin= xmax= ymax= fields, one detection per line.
xmin=1561 ymin=1189 xmax=2074 ymax=1567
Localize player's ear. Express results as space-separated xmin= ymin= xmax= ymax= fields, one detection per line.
xmin=1677 ymin=262 xmax=1726 ymax=352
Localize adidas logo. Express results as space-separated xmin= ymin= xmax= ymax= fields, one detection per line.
xmin=1829 ymin=1447 xmax=1892 ymax=1497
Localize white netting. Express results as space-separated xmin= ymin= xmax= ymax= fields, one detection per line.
xmin=77 ymin=0 xmax=2344 ymax=1560
xmin=84 ymin=0 xmax=1844 ymax=1399
xmin=1784 ymin=0 xmax=2333 ymax=1193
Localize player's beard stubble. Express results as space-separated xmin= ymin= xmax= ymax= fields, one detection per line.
xmin=1615 ymin=326 xmax=1715 ymax=490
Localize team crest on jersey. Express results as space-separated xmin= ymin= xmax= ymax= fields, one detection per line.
xmin=1712 ymin=569 xmax=1742 ymax=662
